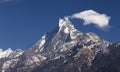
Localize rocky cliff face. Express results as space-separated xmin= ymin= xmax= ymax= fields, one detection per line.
xmin=0 ymin=17 xmax=119 ymax=72
xmin=88 ymin=43 xmax=120 ymax=72
xmin=31 ymin=43 xmax=120 ymax=72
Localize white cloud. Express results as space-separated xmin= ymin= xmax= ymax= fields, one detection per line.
xmin=69 ymin=10 xmax=110 ymax=29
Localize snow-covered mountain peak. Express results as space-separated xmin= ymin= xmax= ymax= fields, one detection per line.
xmin=59 ymin=17 xmax=71 ymax=27
xmin=0 ymin=48 xmax=24 ymax=59
xmin=0 ymin=48 xmax=13 ymax=59
xmin=6 ymin=48 xmax=13 ymax=51
xmin=58 ymin=17 xmax=76 ymax=33
xmin=0 ymin=48 xmax=3 ymax=52
xmin=0 ymin=17 xmax=114 ymax=72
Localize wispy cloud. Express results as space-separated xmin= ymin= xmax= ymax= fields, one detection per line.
xmin=68 ymin=10 xmax=111 ymax=30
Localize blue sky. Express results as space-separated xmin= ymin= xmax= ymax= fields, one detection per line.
xmin=0 ymin=0 xmax=119 ymax=50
